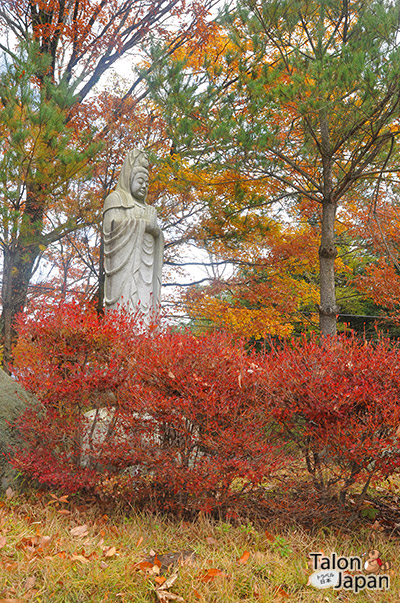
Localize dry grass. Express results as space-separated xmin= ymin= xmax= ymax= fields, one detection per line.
xmin=0 ymin=488 xmax=399 ymax=602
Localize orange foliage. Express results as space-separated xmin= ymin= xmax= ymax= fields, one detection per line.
xmin=146 ymin=1 xmax=400 ymax=334
xmin=184 ymin=226 xmax=320 ymax=338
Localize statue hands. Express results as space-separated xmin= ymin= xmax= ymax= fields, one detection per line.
xmin=145 ymin=212 xmax=161 ymax=237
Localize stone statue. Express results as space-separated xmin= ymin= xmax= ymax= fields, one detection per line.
xmin=103 ymin=150 xmax=164 ymax=324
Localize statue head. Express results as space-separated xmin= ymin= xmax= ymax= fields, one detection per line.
xmin=130 ymin=166 xmax=149 ymax=203
xmin=117 ymin=149 xmax=150 ymax=204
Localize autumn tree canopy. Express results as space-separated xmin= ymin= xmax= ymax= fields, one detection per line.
xmin=146 ymin=0 xmax=400 ymax=337
xmin=0 ymin=0 xmax=217 ymax=367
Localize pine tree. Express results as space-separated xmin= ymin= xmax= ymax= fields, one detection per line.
xmin=147 ymin=0 xmax=400 ymax=336
xmin=0 ymin=0 xmax=216 ymax=366
xmin=0 ymin=42 xmax=100 ymax=366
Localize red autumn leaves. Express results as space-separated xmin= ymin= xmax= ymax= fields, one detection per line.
xmin=10 ymin=302 xmax=400 ymax=513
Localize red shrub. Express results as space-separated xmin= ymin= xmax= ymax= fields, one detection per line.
xmin=13 ymin=302 xmax=400 ymax=514
xmin=118 ymin=329 xmax=284 ymax=512
xmin=11 ymin=302 xmax=283 ymax=514
xmin=12 ymin=302 xmax=142 ymax=492
xmin=255 ymin=336 xmax=400 ymax=503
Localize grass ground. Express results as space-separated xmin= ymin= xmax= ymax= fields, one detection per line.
xmin=0 ymin=488 xmax=399 ymax=602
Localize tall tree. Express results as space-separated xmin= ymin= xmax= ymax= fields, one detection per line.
xmin=146 ymin=0 xmax=400 ymax=335
xmin=0 ymin=0 xmax=216 ymax=367
xmin=0 ymin=44 xmax=99 ymax=364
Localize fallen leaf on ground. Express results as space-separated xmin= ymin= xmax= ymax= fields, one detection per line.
xmin=265 ymin=530 xmax=275 ymax=542
xmin=135 ymin=560 xmax=155 ymax=571
xmin=143 ymin=550 xmax=195 ymax=573
xmin=155 ymin=592 xmax=184 ymax=602
xmin=16 ymin=537 xmax=35 ymax=552
xmin=17 ymin=534 xmax=51 ymax=553
xmin=157 ymin=572 xmax=178 ymax=591
xmin=198 ymin=568 xmax=228 ymax=583
xmin=275 ymin=586 xmax=289 ymax=598
xmin=237 ymin=550 xmax=250 ymax=564
xmin=5 ymin=488 xmax=14 ymax=500
xmin=2 ymin=561 xmax=18 ymax=571
xmin=104 ymin=546 xmax=116 ymax=558
xmin=155 ymin=576 xmax=166 ymax=586
xmin=205 ymin=537 xmax=218 ymax=546
xmin=37 ymin=535 xmax=52 ymax=549
xmin=57 ymin=510 xmax=71 ymax=516
xmin=136 ymin=536 xmax=144 ymax=547
xmin=48 ymin=494 xmax=69 ymax=505
xmin=70 ymin=554 xmax=90 ymax=564
xmin=135 ymin=560 xmax=161 ymax=575
xmin=70 ymin=525 xmax=89 ymax=538
xmin=23 ymin=576 xmax=36 ymax=591
xmin=0 ymin=536 xmax=6 ymax=549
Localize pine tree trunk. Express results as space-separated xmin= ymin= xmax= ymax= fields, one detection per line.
xmin=1 ymin=182 xmax=44 ymax=371
xmin=319 ymin=199 xmax=338 ymax=336
xmin=1 ymin=244 xmax=40 ymax=372
xmin=319 ymin=107 xmax=338 ymax=336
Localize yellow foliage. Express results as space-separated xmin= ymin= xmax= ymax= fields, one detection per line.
xmin=187 ymin=295 xmax=294 ymax=339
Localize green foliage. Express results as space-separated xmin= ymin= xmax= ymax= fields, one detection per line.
xmin=146 ymin=0 xmax=400 ymax=337
xmin=0 ymin=38 xmax=103 ymax=368
xmin=270 ymin=535 xmax=293 ymax=558
xmin=0 ymin=40 xmax=99 ymax=249
xmin=360 ymin=506 xmax=380 ymax=520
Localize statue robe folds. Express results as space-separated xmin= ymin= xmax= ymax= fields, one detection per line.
xmin=103 ymin=150 xmax=164 ymax=325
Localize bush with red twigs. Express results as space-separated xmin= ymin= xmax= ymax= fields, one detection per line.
xmin=11 ymin=302 xmax=283 ymax=514
xmin=11 ymin=303 xmax=400 ymax=516
xmin=254 ymin=336 xmax=400 ymax=505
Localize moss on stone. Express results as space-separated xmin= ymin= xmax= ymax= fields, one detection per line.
xmin=0 ymin=370 xmax=32 ymax=490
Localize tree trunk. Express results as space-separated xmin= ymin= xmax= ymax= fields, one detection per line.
xmin=1 ymin=244 xmax=40 ymax=372
xmin=319 ymin=106 xmax=338 ymax=337
xmin=1 ymin=182 xmax=44 ymax=372
xmin=319 ymin=199 xmax=338 ymax=336
xmin=96 ymin=234 xmax=105 ymax=315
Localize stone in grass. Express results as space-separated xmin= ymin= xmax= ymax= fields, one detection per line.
xmin=0 ymin=369 xmax=33 ymax=492
xmin=141 ymin=550 xmax=196 ymax=574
